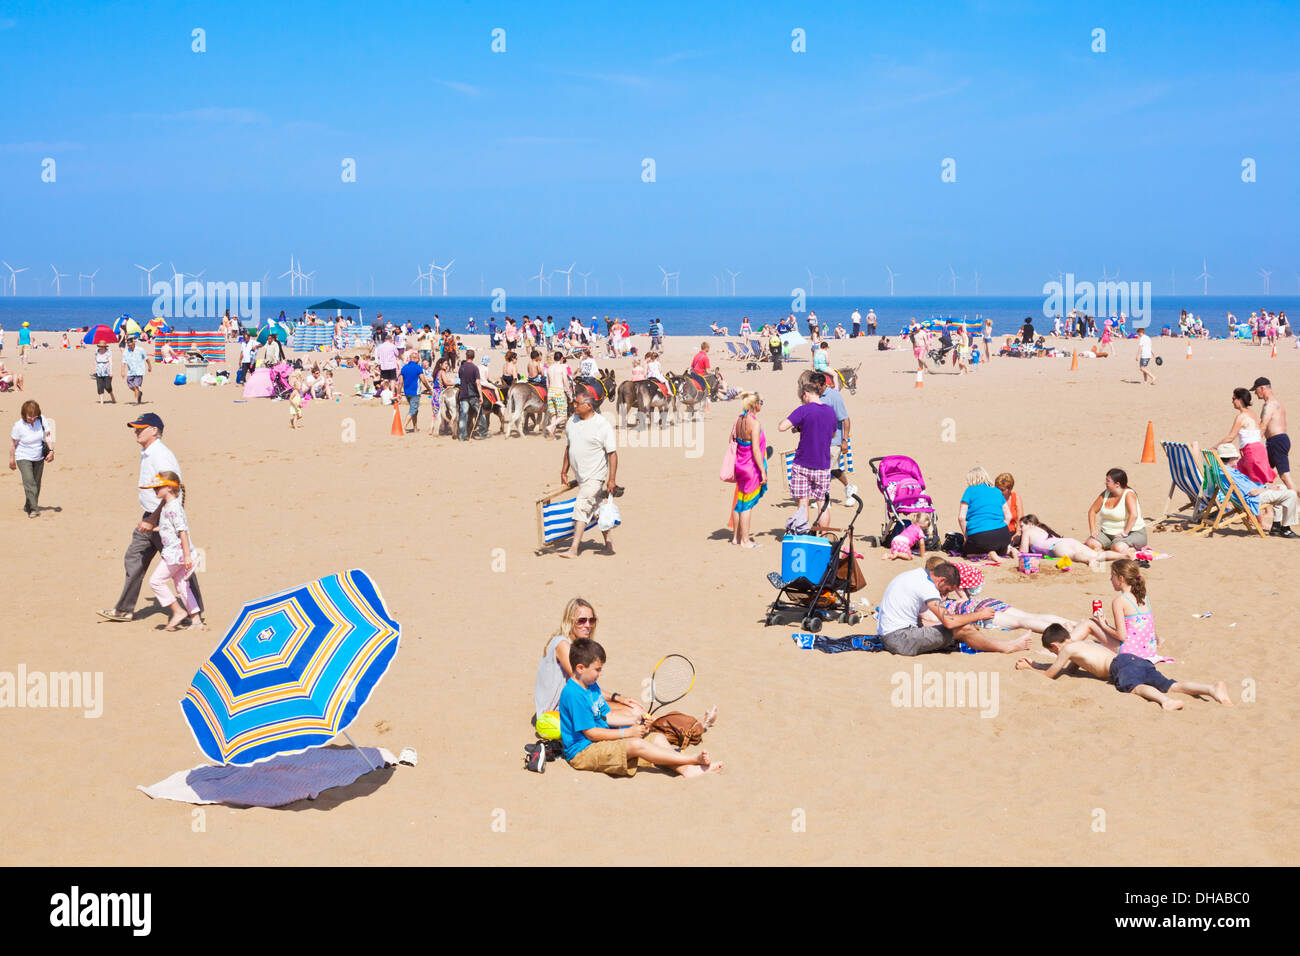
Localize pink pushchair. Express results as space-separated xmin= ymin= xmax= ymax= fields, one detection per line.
xmin=868 ymin=455 xmax=940 ymax=549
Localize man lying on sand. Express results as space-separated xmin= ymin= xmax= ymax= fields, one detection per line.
xmin=1016 ymin=624 xmax=1232 ymax=712
xmin=558 ymin=638 xmax=721 ymax=777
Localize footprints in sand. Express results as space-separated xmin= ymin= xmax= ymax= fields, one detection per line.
xmin=374 ymin=719 xmax=393 ymax=734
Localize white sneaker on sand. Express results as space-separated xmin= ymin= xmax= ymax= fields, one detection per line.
xmin=844 ymin=483 xmax=858 ymax=504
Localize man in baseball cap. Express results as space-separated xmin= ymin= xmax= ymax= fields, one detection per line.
xmin=98 ymin=412 xmax=205 ymax=621
xmin=1253 ymin=377 xmax=1293 ymax=491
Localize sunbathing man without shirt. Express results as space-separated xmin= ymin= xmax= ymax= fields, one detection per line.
xmin=1016 ymin=624 xmax=1233 ymax=712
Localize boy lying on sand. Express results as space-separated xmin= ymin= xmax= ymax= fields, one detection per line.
xmin=1016 ymin=624 xmax=1233 ymax=712
xmin=558 ymin=638 xmax=721 ymax=777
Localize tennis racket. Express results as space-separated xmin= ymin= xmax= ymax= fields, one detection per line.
xmin=648 ymin=654 xmax=696 ymax=715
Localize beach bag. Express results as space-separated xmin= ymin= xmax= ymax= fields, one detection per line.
xmin=720 ymin=437 xmax=738 ymax=482
xmin=173 ymin=373 xmax=187 ymax=385
xmin=940 ymin=531 xmax=965 ymax=554
xmin=785 ymin=504 xmax=810 ymax=535
xmin=597 ymin=500 xmax=620 ymax=532
xmin=650 ymin=712 xmax=705 ymax=749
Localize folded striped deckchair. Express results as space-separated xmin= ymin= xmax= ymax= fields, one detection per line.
xmin=1156 ymin=440 xmax=1211 ymax=531
xmin=536 ymin=485 xmax=620 ymax=548
xmin=1198 ymin=449 xmax=1267 ymax=538
xmin=782 ymin=440 xmax=854 ymax=494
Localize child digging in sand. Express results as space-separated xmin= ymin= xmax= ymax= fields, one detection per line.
xmin=558 ymin=638 xmax=721 ymax=777
xmin=1016 ymin=623 xmax=1232 ymax=711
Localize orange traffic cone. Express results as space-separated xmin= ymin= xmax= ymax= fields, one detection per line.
xmin=1070 ymin=350 xmax=1078 ymax=371
xmin=1271 ymin=341 xmax=1278 ymax=359
xmin=914 ymin=368 xmax=924 ymax=389
xmin=391 ymin=406 xmax=404 ymax=436
xmin=1186 ymin=342 xmax=1192 ymax=359
xmin=1141 ymin=421 xmax=1156 ymax=463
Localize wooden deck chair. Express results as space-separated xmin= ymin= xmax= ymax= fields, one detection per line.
xmin=1155 ymin=440 xmax=1211 ymax=531
xmin=724 ymin=341 xmax=749 ymax=361
xmin=1198 ymin=450 xmax=1267 ymax=538
xmin=536 ymin=485 xmax=600 ymax=548
xmin=749 ymin=338 xmax=770 ymax=361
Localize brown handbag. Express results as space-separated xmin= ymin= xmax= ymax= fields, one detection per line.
xmin=648 ymin=712 xmax=705 ymax=749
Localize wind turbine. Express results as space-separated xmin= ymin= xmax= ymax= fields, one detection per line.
xmin=260 ymin=270 xmax=271 ymax=293
xmin=805 ymin=267 xmax=817 ymax=296
xmin=824 ymin=273 xmax=833 ymax=296
xmin=529 ymin=264 xmax=549 ymax=296
xmin=551 ymin=262 xmax=575 ymax=296
xmin=885 ymin=266 xmax=898 ymax=296
xmin=301 ymin=270 xmax=316 ymax=296
xmin=278 ymin=257 xmax=298 ymax=296
xmin=49 ymin=264 xmax=70 ymax=296
xmin=2 ymin=262 xmax=27 ymax=296
xmin=972 ymin=269 xmax=981 ymax=296
xmin=134 ymin=262 xmax=161 ymax=295
xmin=79 ymin=268 xmax=100 ymax=295
xmin=948 ymin=265 xmax=959 ymax=295
xmin=576 ymin=270 xmax=592 ymax=295
xmin=1100 ymin=264 xmax=1119 ymax=284
xmin=726 ymin=268 xmax=740 ymax=296
xmin=411 ymin=265 xmax=431 ymax=295
xmin=1195 ymin=258 xmax=1211 ymax=295
xmin=431 ymin=259 xmax=454 ymax=296
xmin=1259 ymin=268 xmax=1272 ymax=294
xmin=659 ymin=265 xmax=672 ymax=296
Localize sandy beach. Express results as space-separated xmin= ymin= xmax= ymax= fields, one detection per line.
xmin=2 ymin=331 xmax=1295 ymax=866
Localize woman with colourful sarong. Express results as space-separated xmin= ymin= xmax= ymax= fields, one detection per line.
xmin=730 ymin=391 xmax=768 ymax=549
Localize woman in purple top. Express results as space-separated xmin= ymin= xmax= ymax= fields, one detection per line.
xmin=779 ymin=375 xmax=838 ymax=529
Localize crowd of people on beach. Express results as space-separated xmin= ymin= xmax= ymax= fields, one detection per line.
xmin=4 ymin=303 xmax=1296 ymax=787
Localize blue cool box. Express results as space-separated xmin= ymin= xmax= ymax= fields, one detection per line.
xmin=781 ymin=534 xmax=833 ymax=585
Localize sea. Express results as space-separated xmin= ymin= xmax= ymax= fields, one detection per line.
xmin=1 ymin=295 xmax=1295 ymax=339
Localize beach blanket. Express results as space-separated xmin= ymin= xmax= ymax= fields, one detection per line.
xmin=242 ymin=368 xmax=275 ymax=398
xmin=792 ymin=633 xmax=886 ymax=653
xmin=138 ymin=746 xmax=398 ymax=807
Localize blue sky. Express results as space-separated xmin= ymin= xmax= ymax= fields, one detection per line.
xmin=1 ymin=0 xmax=1298 ymax=295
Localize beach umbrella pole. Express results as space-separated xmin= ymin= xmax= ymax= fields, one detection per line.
xmin=342 ymin=730 xmax=377 ymax=771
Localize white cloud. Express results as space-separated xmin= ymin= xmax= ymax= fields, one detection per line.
xmin=438 ymin=80 xmax=481 ymax=96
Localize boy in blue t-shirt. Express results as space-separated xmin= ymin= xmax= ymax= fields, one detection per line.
xmin=399 ymin=352 xmax=431 ymax=432
xmin=558 ymin=638 xmax=721 ymax=778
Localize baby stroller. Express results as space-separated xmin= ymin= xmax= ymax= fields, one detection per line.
xmin=868 ymin=455 xmax=940 ymax=550
xmin=268 ymin=363 xmax=294 ymax=399
xmin=764 ymin=494 xmax=866 ymax=632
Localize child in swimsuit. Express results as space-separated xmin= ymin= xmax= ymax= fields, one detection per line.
xmin=883 ymin=512 xmax=930 ymax=560
xmin=1071 ymin=558 xmax=1172 ymax=662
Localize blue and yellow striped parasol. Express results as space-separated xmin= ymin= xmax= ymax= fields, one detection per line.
xmin=181 ymin=570 xmax=400 ymax=765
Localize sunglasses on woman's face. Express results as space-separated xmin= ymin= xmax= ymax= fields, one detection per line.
xmin=574 ymin=616 xmax=596 ymax=626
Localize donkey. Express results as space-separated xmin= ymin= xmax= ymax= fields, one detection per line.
xmin=504 ymin=381 xmax=547 ymax=438
xmin=667 ymin=371 xmax=709 ymax=421
xmin=616 ymin=378 xmax=675 ymax=429
xmin=797 ymin=363 xmax=861 ymax=398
